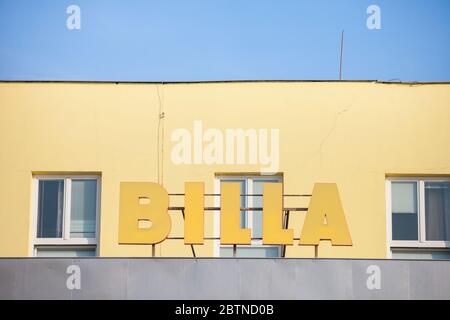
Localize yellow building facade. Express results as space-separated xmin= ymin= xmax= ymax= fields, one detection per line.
xmin=1 ymin=81 xmax=449 ymax=259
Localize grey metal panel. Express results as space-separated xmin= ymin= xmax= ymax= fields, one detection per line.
xmin=22 ymin=259 xmax=72 ymax=300
xmin=0 ymin=258 xmax=449 ymax=300
xmin=409 ymin=260 xmax=450 ymax=299
xmin=0 ymin=259 xmax=24 ymax=299
xmin=351 ymin=260 xmax=410 ymax=300
xmin=262 ymin=259 xmax=299 ymax=300
xmin=71 ymin=259 xmax=129 ymax=300
xmin=294 ymin=260 xmax=353 ymax=299
xmin=238 ymin=259 xmax=295 ymax=300
xmin=185 ymin=259 xmax=241 ymax=300
xmin=127 ymin=258 xmax=193 ymax=299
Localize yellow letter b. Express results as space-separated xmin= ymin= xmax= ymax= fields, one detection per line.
xmin=119 ymin=182 xmax=171 ymax=244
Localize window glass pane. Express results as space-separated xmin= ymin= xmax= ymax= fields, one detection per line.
xmin=425 ymin=182 xmax=450 ymax=241
xmin=36 ymin=247 xmax=96 ymax=257
xmin=252 ymin=180 xmax=280 ymax=238
xmin=392 ymin=250 xmax=450 ymax=260
xmin=221 ymin=180 xmax=246 ymax=228
xmin=70 ymin=179 xmax=97 ymax=238
xmin=37 ymin=180 xmax=64 ymax=238
xmin=391 ymin=182 xmax=418 ymax=240
xmin=220 ymin=246 xmax=280 ymax=258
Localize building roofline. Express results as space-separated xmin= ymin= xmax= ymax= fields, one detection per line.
xmin=0 ymin=79 xmax=450 ymax=85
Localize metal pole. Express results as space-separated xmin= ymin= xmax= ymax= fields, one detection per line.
xmin=181 ymin=208 xmax=196 ymax=258
xmin=281 ymin=210 xmax=290 ymax=258
xmin=339 ymin=30 xmax=344 ymax=80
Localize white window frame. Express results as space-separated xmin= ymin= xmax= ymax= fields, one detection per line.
xmin=386 ymin=177 xmax=450 ymax=257
xmin=30 ymin=175 xmax=101 ymax=256
xmin=214 ymin=175 xmax=283 ymax=257
xmin=33 ymin=245 xmax=98 ymax=257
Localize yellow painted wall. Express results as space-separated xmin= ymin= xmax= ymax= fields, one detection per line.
xmin=0 ymin=81 xmax=449 ymax=258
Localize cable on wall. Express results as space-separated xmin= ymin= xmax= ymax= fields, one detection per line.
xmin=155 ymin=82 xmax=166 ymax=257
xmin=156 ymin=82 xmax=165 ymax=186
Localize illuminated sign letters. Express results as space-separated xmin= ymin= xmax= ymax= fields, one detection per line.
xmin=118 ymin=182 xmax=352 ymax=246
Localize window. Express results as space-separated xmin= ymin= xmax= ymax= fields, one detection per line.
xmin=35 ymin=246 xmax=97 ymax=257
xmin=387 ymin=178 xmax=450 ymax=259
xmin=391 ymin=181 xmax=418 ymax=241
xmin=220 ymin=246 xmax=280 ymax=258
xmin=32 ymin=176 xmax=100 ymax=257
xmin=215 ymin=175 xmax=283 ymax=258
xmin=424 ymin=182 xmax=450 ymax=241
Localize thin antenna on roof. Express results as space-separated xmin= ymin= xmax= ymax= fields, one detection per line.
xmin=339 ymin=30 xmax=344 ymax=80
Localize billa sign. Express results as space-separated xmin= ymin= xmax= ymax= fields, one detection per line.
xmin=118 ymin=182 xmax=352 ymax=246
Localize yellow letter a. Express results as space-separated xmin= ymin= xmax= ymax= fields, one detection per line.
xmin=299 ymin=183 xmax=352 ymax=246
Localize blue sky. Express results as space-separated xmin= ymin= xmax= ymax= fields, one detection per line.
xmin=0 ymin=0 xmax=449 ymax=81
